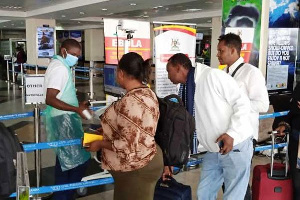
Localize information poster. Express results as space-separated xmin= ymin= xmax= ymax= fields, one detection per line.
xmin=37 ymin=27 xmax=55 ymax=58
xmin=153 ymin=23 xmax=196 ymax=98
xmin=103 ymin=19 xmax=151 ymax=64
xmin=222 ymin=0 xmax=262 ymax=67
xmin=266 ymin=28 xmax=298 ymax=90
xmin=266 ymin=0 xmax=299 ymax=91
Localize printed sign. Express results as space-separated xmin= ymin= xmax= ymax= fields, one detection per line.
xmin=104 ymin=19 xmax=151 ymax=64
xmin=25 ymin=75 xmax=45 ymax=104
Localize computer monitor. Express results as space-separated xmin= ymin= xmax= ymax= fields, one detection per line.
xmin=103 ymin=64 xmax=125 ymax=96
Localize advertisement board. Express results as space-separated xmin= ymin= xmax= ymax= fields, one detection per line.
xmin=37 ymin=27 xmax=55 ymax=58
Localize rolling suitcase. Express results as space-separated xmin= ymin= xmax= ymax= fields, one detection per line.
xmin=154 ymin=176 xmax=192 ymax=200
xmin=252 ymin=131 xmax=293 ymax=200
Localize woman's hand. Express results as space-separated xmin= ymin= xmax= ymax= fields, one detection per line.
xmin=162 ymin=166 xmax=173 ymax=181
xmin=85 ymin=141 xmax=102 ymax=152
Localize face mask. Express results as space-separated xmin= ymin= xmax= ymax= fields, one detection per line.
xmin=64 ymin=50 xmax=78 ymax=67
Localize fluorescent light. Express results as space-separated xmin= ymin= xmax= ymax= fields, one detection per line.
xmin=182 ymin=8 xmax=202 ymax=12
xmin=205 ymin=1 xmax=213 ymax=3
xmin=130 ymin=3 xmax=137 ymax=6
xmin=61 ymin=15 xmax=66 ymax=18
xmin=102 ymin=8 xmax=108 ymax=11
xmin=80 ymin=12 xmax=85 ymax=15
xmin=158 ymin=6 xmax=163 ymax=8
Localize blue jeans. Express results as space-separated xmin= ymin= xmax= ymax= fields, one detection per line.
xmin=197 ymin=138 xmax=253 ymax=200
xmin=53 ymin=157 xmax=90 ymax=200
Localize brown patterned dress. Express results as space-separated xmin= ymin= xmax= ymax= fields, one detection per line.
xmin=101 ymin=87 xmax=160 ymax=172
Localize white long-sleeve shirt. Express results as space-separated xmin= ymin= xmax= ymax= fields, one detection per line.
xmin=225 ymin=57 xmax=269 ymax=140
xmin=194 ymin=63 xmax=253 ymax=152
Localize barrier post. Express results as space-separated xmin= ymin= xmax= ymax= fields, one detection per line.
xmin=35 ymin=65 xmax=38 ymax=74
xmin=16 ymin=152 xmax=30 ymax=200
xmin=20 ymin=63 xmax=24 ymax=88
xmin=72 ymin=66 xmax=76 ymax=84
xmin=12 ymin=63 xmax=16 ymax=84
xmin=89 ymin=61 xmax=94 ymax=100
xmin=6 ymin=60 xmax=10 ymax=82
xmin=34 ymin=104 xmax=41 ymax=187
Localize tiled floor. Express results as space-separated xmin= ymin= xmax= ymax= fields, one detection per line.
xmin=0 ymin=76 xmax=274 ymax=200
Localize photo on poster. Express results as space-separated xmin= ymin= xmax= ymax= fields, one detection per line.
xmin=37 ymin=27 xmax=54 ymax=58
xmin=269 ymin=0 xmax=299 ymax=28
xmin=222 ymin=0 xmax=262 ymax=67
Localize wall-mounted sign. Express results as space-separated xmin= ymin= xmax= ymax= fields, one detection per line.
xmin=25 ymin=75 xmax=45 ymax=104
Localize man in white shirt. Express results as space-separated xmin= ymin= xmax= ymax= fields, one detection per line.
xmin=217 ymin=33 xmax=269 ymax=199
xmin=167 ymin=53 xmax=253 ymax=200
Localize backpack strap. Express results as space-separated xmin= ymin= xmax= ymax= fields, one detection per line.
xmin=231 ymin=63 xmax=244 ymax=78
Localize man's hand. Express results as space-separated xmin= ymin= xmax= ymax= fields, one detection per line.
xmin=275 ymin=125 xmax=286 ymax=136
xmin=77 ymin=101 xmax=91 ymax=119
xmin=216 ymin=133 xmax=234 ymax=155
xmin=162 ymin=166 xmax=173 ymax=181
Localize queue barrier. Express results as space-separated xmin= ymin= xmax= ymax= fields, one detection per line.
xmin=0 ymin=109 xmax=289 ymax=197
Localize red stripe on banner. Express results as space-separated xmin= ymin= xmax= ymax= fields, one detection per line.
xmin=105 ymin=37 xmax=151 ymax=65
xmin=154 ymin=28 xmax=196 ymax=36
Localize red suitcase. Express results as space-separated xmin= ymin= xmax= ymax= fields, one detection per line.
xmin=252 ymin=131 xmax=293 ymax=200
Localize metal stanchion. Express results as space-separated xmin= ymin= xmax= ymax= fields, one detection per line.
xmin=72 ymin=66 xmax=76 ymax=84
xmin=89 ymin=61 xmax=95 ymax=100
xmin=34 ymin=104 xmax=41 ymax=188
xmin=19 ymin=63 xmax=24 ymax=88
xmin=12 ymin=63 xmax=16 ymax=84
xmin=35 ymin=65 xmax=38 ymax=74
xmin=6 ymin=60 xmax=10 ymax=82
xmin=16 ymin=152 xmax=30 ymax=200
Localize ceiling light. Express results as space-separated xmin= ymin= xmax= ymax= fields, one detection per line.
xmin=79 ymin=11 xmax=85 ymax=15
xmin=78 ymin=21 xmax=81 ymax=24
xmin=102 ymin=8 xmax=108 ymax=11
xmin=11 ymin=24 xmax=14 ymax=26
xmin=130 ymin=3 xmax=137 ymax=6
xmin=207 ymin=20 xmax=211 ymax=22
xmin=61 ymin=15 xmax=66 ymax=18
xmin=3 ymin=26 xmax=6 ymax=27
xmin=158 ymin=6 xmax=163 ymax=8
xmin=205 ymin=1 xmax=213 ymax=3
xmin=182 ymin=8 xmax=202 ymax=12
xmin=143 ymin=15 xmax=149 ymax=18
xmin=153 ymin=6 xmax=158 ymax=9
xmin=165 ymin=7 xmax=169 ymax=10
xmin=105 ymin=13 xmax=114 ymax=16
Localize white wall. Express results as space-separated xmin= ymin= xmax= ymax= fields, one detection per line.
xmin=26 ymin=18 xmax=56 ymax=66
xmin=210 ymin=17 xmax=222 ymax=68
xmin=84 ymin=29 xmax=104 ymax=61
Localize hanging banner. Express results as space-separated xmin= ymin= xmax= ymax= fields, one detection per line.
xmin=153 ymin=22 xmax=196 ymax=98
xmin=103 ymin=19 xmax=151 ymax=64
xmin=266 ymin=0 xmax=299 ymax=92
xmin=222 ymin=0 xmax=262 ymax=67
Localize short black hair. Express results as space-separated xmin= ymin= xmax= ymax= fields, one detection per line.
xmin=218 ymin=33 xmax=242 ymax=55
xmin=167 ymin=53 xmax=192 ymax=69
xmin=119 ymin=52 xmax=151 ymax=83
xmin=61 ymin=39 xmax=81 ymax=51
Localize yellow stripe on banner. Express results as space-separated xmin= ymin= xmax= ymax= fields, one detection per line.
xmin=106 ymin=47 xmax=151 ymax=51
xmin=154 ymin=25 xmax=196 ymax=34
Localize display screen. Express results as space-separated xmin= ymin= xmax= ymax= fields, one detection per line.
xmin=103 ymin=64 xmax=125 ymax=96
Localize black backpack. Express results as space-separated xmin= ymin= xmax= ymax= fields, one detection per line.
xmin=155 ymin=94 xmax=195 ymax=168
xmin=0 ymin=122 xmax=23 ymax=198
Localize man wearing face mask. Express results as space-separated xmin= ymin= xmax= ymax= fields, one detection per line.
xmin=44 ymin=39 xmax=90 ymax=200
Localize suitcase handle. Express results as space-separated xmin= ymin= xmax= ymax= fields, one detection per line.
xmin=269 ymin=131 xmax=289 ymax=178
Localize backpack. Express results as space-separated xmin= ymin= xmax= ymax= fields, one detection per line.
xmin=155 ymin=94 xmax=195 ymax=168
xmin=0 ymin=122 xmax=23 ymax=198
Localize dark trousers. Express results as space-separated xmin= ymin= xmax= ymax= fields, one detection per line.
xmin=288 ymin=130 xmax=300 ymax=200
xmin=53 ymin=157 xmax=90 ymax=200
